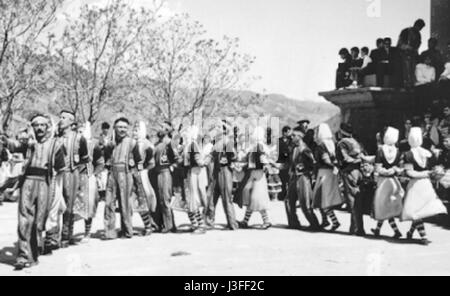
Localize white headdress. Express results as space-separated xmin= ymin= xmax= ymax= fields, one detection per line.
xmin=381 ymin=127 xmax=399 ymax=164
xmin=316 ymin=123 xmax=335 ymax=156
xmin=408 ymin=127 xmax=431 ymax=167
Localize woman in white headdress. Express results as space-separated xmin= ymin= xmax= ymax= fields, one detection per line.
xmin=312 ymin=123 xmax=344 ymax=231
xmin=237 ymin=126 xmax=272 ymax=229
xmin=183 ymin=125 xmax=208 ymax=234
xmin=402 ymin=127 xmax=447 ymax=245
xmin=370 ymin=127 xmax=404 ymax=238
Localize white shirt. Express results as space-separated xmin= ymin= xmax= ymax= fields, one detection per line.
xmin=415 ymin=63 xmax=436 ymax=86
xmin=440 ymin=62 xmax=450 ymax=80
xmin=361 ymin=55 xmax=372 ymax=69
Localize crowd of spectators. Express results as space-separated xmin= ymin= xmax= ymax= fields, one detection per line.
xmin=336 ymin=18 xmax=450 ymax=102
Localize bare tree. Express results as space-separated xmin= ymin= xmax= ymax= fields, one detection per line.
xmin=0 ymin=0 xmax=63 ymax=130
xmin=132 ymin=13 xmax=260 ymax=128
xmin=54 ymin=0 xmax=161 ymax=124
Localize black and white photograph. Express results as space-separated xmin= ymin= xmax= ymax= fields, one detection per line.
xmin=0 ymin=0 xmax=449 ymax=277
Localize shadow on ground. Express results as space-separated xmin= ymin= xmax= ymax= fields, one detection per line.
xmin=0 ymin=243 xmax=17 ymax=267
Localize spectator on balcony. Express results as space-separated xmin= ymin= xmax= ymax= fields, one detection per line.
xmin=361 ymin=47 xmax=372 ymax=70
xmin=436 ymin=42 xmax=450 ymax=101
xmin=370 ymin=38 xmax=386 ymax=65
xmin=397 ymin=19 xmax=426 ymax=88
xmin=370 ymin=38 xmax=389 ymax=86
xmin=336 ymin=48 xmax=352 ymax=89
xmin=414 ymin=56 xmax=436 ymax=115
xmin=350 ymin=47 xmax=363 ymax=67
xmin=348 ymin=47 xmax=363 ymax=87
xmin=383 ymin=37 xmax=402 ymax=87
xmin=415 ymin=56 xmax=436 ymax=86
xmin=421 ymin=38 xmax=444 ymax=79
xmin=441 ymin=63 xmax=450 ymax=81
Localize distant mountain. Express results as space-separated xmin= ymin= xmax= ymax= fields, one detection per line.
xmin=219 ymin=90 xmax=340 ymax=128
xmin=260 ymin=93 xmax=340 ymax=128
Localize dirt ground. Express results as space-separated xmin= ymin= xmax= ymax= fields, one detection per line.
xmin=1 ymin=200 xmax=450 ymax=276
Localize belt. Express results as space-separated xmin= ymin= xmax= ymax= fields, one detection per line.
xmin=111 ymin=164 xmax=128 ymax=172
xmin=25 ymin=167 xmax=48 ymax=177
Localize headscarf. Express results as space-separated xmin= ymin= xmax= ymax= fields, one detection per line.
xmin=316 ymin=123 xmax=335 ymax=156
xmin=382 ymin=127 xmax=399 ymax=164
xmin=408 ymin=127 xmax=431 ymax=168
xmin=30 ymin=114 xmax=52 ymax=142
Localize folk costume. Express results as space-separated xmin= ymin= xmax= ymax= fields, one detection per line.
xmin=371 ymin=127 xmax=404 ymax=238
xmin=312 ymin=124 xmax=344 ymax=231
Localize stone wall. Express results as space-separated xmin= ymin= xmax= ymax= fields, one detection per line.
xmin=431 ymin=0 xmax=450 ymax=52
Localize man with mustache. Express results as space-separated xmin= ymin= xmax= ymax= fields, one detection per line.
xmin=103 ymin=117 xmax=143 ymax=239
xmin=3 ymin=114 xmax=66 ymax=270
xmin=50 ymin=110 xmax=90 ymax=249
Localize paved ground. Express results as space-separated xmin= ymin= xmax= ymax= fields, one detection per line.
xmin=1 ymin=200 xmax=450 ymax=276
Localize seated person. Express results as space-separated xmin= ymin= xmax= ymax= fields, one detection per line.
xmin=348 ymin=47 xmax=363 ymax=87
xmin=421 ymin=38 xmax=444 ymax=79
xmin=350 ymin=47 xmax=363 ymax=67
xmin=440 ymin=62 xmax=450 ymax=81
xmin=415 ymin=56 xmax=436 ymax=86
xmin=361 ymin=47 xmax=373 ymax=70
xmin=336 ymin=48 xmax=352 ymax=89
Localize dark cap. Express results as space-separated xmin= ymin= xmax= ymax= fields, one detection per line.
xmin=340 ymin=123 xmax=353 ymax=136
xmin=297 ymin=120 xmax=310 ymax=125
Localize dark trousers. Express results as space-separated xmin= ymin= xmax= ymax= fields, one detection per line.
xmin=341 ymin=168 xmax=365 ymax=235
xmin=205 ymin=167 xmax=238 ymax=230
xmin=400 ymin=51 xmax=417 ymax=89
xmin=151 ymin=169 xmax=175 ymax=232
xmin=278 ymin=166 xmax=290 ymax=201
xmin=104 ymin=168 xmax=134 ymax=239
xmin=61 ymin=170 xmax=80 ymax=242
xmin=17 ymin=177 xmax=49 ymax=263
xmin=285 ymin=174 xmax=320 ymax=229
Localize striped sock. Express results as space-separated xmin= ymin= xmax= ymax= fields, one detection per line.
xmin=388 ymin=218 xmax=400 ymax=233
xmin=244 ymin=210 xmax=253 ymax=224
xmin=408 ymin=221 xmax=418 ymax=236
xmin=140 ymin=212 xmax=152 ymax=230
xmin=195 ymin=211 xmax=205 ymax=228
xmin=327 ymin=210 xmax=340 ymax=226
xmin=188 ymin=212 xmax=199 ymax=228
xmin=261 ymin=210 xmax=270 ymax=224
xmin=416 ymin=222 xmax=427 ymax=239
xmin=376 ymin=221 xmax=384 ymax=231
xmin=85 ymin=219 xmax=93 ymax=235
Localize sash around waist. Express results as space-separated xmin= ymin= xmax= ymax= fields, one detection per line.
xmin=25 ymin=167 xmax=48 ymax=177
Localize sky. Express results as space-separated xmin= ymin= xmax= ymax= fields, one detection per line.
xmin=59 ymin=0 xmax=431 ymax=101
